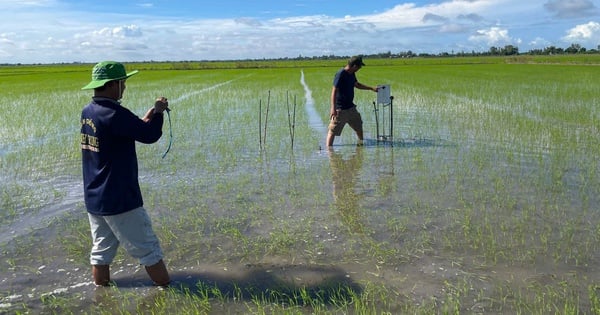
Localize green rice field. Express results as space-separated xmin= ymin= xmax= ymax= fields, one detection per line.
xmin=1 ymin=55 xmax=600 ymax=314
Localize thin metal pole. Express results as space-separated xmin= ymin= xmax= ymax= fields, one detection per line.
xmin=390 ymin=96 xmax=394 ymax=141
xmin=372 ymin=101 xmax=379 ymax=141
xmin=259 ymin=99 xmax=262 ymax=150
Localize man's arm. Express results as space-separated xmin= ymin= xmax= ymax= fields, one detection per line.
xmin=142 ymin=107 xmax=161 ymax=122
xmin=355 ymin=81 xmax=378 ymax=92
xmin=142 ymin=97 xmax=169 ymax=122
xmin=330 ymin=86 xmax=338 ymax=118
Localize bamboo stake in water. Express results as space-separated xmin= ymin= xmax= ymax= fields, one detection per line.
xmin=292 ymin=94 xmax=297 ymax=150
xmin=258 ymin=99 xmax=262 ymax=150
xmin=263 ymin=91 xmax=271 ymax=148
xmin=287 ymin=91 xmax=293 ymax=149
xmin=286 ymin=91 xmax=298 ymax=150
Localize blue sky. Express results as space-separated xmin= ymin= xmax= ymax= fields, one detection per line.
xmin=0 ymin=0 xmax=598 ymax=64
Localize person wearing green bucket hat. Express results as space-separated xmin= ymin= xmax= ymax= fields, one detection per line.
xmin=80 ymin=61 xmax=171 ymax=287
xmin=81 ymin=61 xmax=139 ymax=90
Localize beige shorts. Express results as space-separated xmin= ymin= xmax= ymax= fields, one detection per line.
xmin=328 ymin=106 xmax=363 ymax=136
xmin=88 ymin=207 xmax=164 ymax=266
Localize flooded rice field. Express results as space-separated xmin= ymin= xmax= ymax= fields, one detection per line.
xmin=2 ymin=62 xmax=600 ymax=314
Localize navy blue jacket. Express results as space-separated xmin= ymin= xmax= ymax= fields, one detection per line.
xmin=81 ymin=98 xmax=163 ymax=216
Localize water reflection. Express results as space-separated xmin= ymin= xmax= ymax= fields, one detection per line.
xmin=328 ymin=147 xmax=366 ymax=233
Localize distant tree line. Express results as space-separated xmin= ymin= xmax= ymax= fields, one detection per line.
xmin=292 ymin=43 xmax=600 ymax=60
xmin=3 ymin=43 xmax=599 ymax=66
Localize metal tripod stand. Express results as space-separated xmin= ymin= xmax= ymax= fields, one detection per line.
xmin=372 ymin=84 xmax=393 ymax=142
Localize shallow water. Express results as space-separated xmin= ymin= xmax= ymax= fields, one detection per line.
xmin=300 ymin=70 xmax=328 ymax=136
xmin=2 ymin=66 xmax=600 ymax=313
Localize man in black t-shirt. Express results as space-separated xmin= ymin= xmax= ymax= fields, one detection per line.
xmin=327 ymin=56 xmax=378 ymax=147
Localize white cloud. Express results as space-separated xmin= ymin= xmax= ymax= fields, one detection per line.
xmin=469 ymin=26 xmax=519 ymax=46
xmin=562 ymin=21 xmax=600 ymax=43
xmin=0 ymin=33 xmax=15 ymax=44
xmin=235 ymin=17 xmax=263 ymax=27
xmin=91 ymin=25 xmax=143 ymax=38
xmin=0 ymin=0 xmax=598 ymax=63
xmin=529 ymin=36 xmax=551 ymax=47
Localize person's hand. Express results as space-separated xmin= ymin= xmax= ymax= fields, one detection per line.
xmin=154 ymin=97 xmax=169 ymax=113
xmin=373 ymin=86 xmax=379 ymax=92
xmin=330 ymin=108 xmax=339 ymax=119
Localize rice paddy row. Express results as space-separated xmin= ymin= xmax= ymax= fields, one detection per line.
xmin=1 ymin=56 xmax=600 ymax=313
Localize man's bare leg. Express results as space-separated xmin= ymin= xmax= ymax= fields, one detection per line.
xmin=92 ymin=265 xmax=110 ymax=286
xmin=145 ymin=259 xmax=170 ymax=286
xmin=327 ymin=132 xmax=335 ymax=147
xmin=356 ymin=130 xmax=364 ymax=145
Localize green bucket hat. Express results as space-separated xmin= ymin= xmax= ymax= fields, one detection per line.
xmin=81 ymin=61 xmax=139 ymax=90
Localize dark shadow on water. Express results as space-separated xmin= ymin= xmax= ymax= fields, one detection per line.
xmin=109 ymin=263 xmax=362 ymax=304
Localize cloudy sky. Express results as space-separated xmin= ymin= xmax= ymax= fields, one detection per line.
xmin=0 ymin=0 xmax=598 ymax=64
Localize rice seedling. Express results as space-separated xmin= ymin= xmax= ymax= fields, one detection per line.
xmin=1 ymin=56 xmax=600 ymax=313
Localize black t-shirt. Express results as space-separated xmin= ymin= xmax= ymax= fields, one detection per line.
xmin=332 ymin=68 xmax=357 ymax=110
